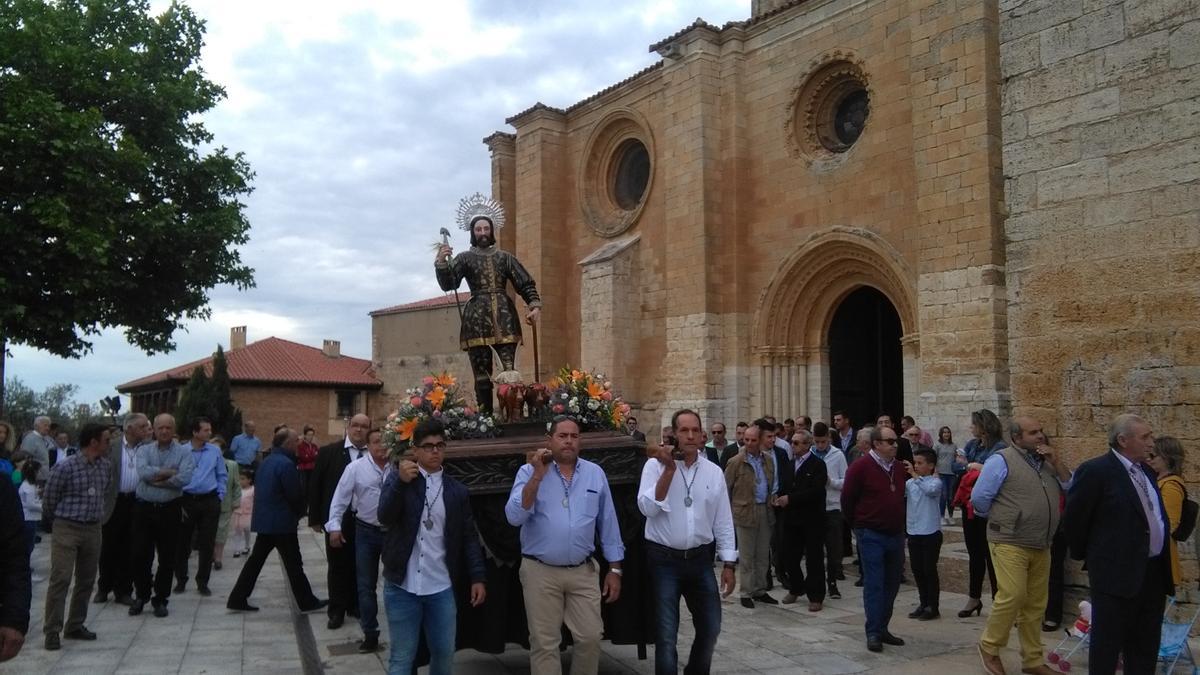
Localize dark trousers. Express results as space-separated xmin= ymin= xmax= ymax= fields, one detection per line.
xmin=175 ymin=492 xmax=221 ymax=587
xmin=97 ymin=493 xmax=136 ymax=596
xmin=1088 ymin=555 xmax=1167 ymax=675
xmin=228 ymin=533 xmax=321 ymax=609
xmin=907 ymin=531 xmax=942 ymax=611
xmin=326 ymin=515 xmax=358 ymax=618
xmin=769 ymin=506 xmax=788 ymax=586
xmin=1044 ymin=525 xmax=1067 ymax=624
xmin=963 ymin=516 xmax=997 ymax=600
xmin=824 ymin=510 xmax=844 ymax=580
xmin=646 ymin=542 xmax=721 ymax=675
xmin=786 ymin=513 xmax=826 ymax=602
xmin=133 ymin=499 xmax=182 ymax=606
xmin=355 ymin=521 xmax=384 ymax=636
xmin=858 ymin=528 xmax=904 ymax=639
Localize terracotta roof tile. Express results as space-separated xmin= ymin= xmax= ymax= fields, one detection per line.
xmin=368 ymin=294 xmax=459 ymax=317
xmin=117 ymin=337 xmax=380 ymax=391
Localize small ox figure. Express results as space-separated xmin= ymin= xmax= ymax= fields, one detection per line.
xmin=497 ymin=383 xmax=527 ymax=423
xmin=525 ymin=382 xmax=550 ymax=419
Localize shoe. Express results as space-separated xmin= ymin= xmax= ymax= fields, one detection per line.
xmin=908 ymin=606 xmax=927 ymax=619
xmin=740 ymin=597 xmax=755 ymax=609
xmin=197 ymin=585 xmax=213 ymax=597
xmin=854 ymin=578 xmax=864 ymax=587
xmin=233 ymin=551 xmax=243 ymax=558
xmin=358 ymin=633 xmax=380 ymax=653
xmin=128 ymin=600 xmax=145 ymax=616
xmin=213 ymin=561 xmax=222 ymax=570
xmin=327 ymin=612 xmax=345 ymax=629
xmin=92 ymin=590 xmax=108 ymax=604
xmin=227 ymin=601 xmax=259 ymax=612
xmin=781 ymin=594 xmax=799 ymax=605
xmin=979 ymin=644 xmax=1006 ymax=675
xmin=173 ymin=580 xmax=186 ymax=593
xmin=300 ymin=599 xmax=329 ymax=613
xmin=64 ymin=627 xmax=97 ymax=640
xmin=1020 ymin=666 xmax=1055 ymax=675
xmin=918 ymin=608 xmax=941 ymax=621
xmin=114 ymin=594 xmax=135 ymax=607
xmin=753 ymin=593 xmax=778 ymax=605
xmin=1041 ymin=620 xmax=1060 ymax=632
xmin=808 ymin=602 xmax=822 ymax=612
xmin=958 ymin=599 xmax=983 ymax=617
xmin=866 ymin=636 xmax=882 ymax=652
xmin=828 ymin=583 xmax=841 ymax=599
xmin=44 ymin=634 xmax=60 ymax=651
xmin=880 ymin=632 xmax=904 ymax=646
xmin=153 ymin=604 xmax=169 ymax=618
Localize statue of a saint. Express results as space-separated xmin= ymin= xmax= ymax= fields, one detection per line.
xmin=434 ymin=193 xmax=541 ymax=415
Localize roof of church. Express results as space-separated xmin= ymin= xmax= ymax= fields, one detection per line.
xmin=117 ymin=337 xmax=380 ymax=392
xmin=369 ymin=294 xmax=459 ymax=317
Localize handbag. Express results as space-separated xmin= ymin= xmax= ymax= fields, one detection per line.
xmin=1172 ymin=491 xmax=1198 ymax=541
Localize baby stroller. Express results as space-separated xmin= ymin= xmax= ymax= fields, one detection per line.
xmin=1158 ymin=597 xmax=1200 ymax=673
xmin=1046 ymin=604 xmax=1091 ymax=672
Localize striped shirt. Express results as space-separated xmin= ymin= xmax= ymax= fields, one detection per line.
xmin=43 ymin=453 xmax=111 ymax=523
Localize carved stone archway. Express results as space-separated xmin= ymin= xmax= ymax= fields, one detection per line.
xmin=750 ymin=226 xmax=919 ymax=420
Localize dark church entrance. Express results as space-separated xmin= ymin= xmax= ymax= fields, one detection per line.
xmin=828 ymin=286 xmax=903 ymax=431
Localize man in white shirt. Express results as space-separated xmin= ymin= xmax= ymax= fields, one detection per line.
xmin=326 ymin=428 xmax=390 ymax=654
xmin=96 ymin=414 xmax=150 ymax=606
xmin=638 ymin=409 xmax=736 ymax=675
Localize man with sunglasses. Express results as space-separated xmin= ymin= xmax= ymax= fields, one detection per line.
xmin=379 ymin=419 xmax=486 ymax=675
xmin=842 ymin=425 xmax=908 ymax=653
xmin=506 ymin=415 xmax=624 ymax=675
xmin=625 ymin=417 xmax=646 ymax=443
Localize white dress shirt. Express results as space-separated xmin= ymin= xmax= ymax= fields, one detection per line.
xmin=119 ymin=438 xmax=141 ymax=494
xmin=326 ymin=455 xmax=389 ymax=530
xmin=637 ymin=455 xmax=737 ymax=562
xmin=401 ymin=468 xmax=451 ymax=596
xmin=1112 ymin=449 xmax=1166 ymax=557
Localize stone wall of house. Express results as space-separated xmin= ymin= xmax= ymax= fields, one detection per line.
xmin=371 ymin=305 xmax=476 ymax=417
xmin=230 ymin=385 xmax=371 ymax=446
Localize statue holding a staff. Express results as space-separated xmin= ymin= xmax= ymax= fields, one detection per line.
xmin=434 ymin=193 xmax=542 ymax=416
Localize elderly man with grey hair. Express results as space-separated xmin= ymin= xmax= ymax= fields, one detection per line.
xmin=1063 ymin=413 xmax=1173 ymax=675
xmin=20 ymin=416 xmax=54 ymax=483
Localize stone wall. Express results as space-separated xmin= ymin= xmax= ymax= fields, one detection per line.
xmin=371 ymin=305 xmax=476 ymax=417
xmin=1000 ymin=0 xmax=1200 ymax=463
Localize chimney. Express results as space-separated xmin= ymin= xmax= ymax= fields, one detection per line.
xmin=230 ymin=326 xmax=247 ymax=350
xmin=323 ymin=339 xmax=341 ymax=358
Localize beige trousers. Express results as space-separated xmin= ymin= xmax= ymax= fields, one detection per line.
xmin=735 ymin=504 xmax=773 ymax=598
xmin=518 ymin=557 xmax=604 ymax=675
xmin=44 ymin=519 xmax=102 ymax=636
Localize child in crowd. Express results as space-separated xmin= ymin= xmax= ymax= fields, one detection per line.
xmin=905 ymin=448 xmax=943 ymax=621
xmin=18 ymin=459 xmax=42 ymax=557
xmin=231 ymin=469 xmax=255 ymax=557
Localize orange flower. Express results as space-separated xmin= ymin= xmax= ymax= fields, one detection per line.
xmin=435 ymin=372 xmax=457 ymax=388
xmin=427 ymin=386 xmax=446 ymax=410
xmin=547 ymin=377 xmax=562 ymax=389
xmin=586 ymin=381 xmax=604 ymax=399
xmin=571 ymin=369 xmax=584 ymax=382
xmin=397 ymin=418 xmax=418 ymax=441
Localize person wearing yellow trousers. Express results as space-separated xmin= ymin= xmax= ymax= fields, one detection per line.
xmin=969 ymin=417 xmax=1072 ymax=675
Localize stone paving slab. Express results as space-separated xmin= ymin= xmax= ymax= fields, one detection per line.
xmin=7 ymin=523 xmax=1198 ymax=674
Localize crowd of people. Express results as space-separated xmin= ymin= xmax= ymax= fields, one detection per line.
xmin=0 ymin=406 xmax=1190 ymax=675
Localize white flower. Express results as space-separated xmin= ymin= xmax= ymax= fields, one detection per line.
xmin=560 ymin=393 xmax=569 ymax=400
xmin=587 ymin=399 xmax=599 ymax=410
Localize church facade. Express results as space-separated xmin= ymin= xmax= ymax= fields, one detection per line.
xmin=378 ymin=0 xmax=1197 ymax=459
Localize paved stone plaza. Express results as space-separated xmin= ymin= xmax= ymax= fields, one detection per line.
xmin=16 ymin=521 xmax=1196 ymax=674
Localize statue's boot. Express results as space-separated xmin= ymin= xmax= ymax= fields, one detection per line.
xmin=475 ymin=381 xmax=494 ymax=417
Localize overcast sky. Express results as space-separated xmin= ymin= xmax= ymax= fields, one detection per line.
xmin=7 ymin=0 xmax=748 ymax=410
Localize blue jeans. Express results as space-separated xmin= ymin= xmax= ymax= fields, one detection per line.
xmin=856 ymin=528 xmax=904 ymax=639
xmin=939 ymin=474 xmax=957 ymax=516
xmin=647 ymin=543 xmax=721 ymax=675
xmin=383 ymin=582 xmax=456 ymax=675
xmin=355 ymin=522 xmax=384 ymax=636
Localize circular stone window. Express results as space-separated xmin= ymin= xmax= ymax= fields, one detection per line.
xmin=580 ymin=110 xmax=655 ymax=238
xmin=787 ymin=58 xmax=872 ymax=164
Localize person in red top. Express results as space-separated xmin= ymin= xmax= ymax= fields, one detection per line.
xmin=841 ymin=425 xmax=908 ymax=653
xmin=296 ymin=426 xmax=319 ymax=498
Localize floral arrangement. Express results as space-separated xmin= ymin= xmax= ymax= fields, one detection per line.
xmin=383 ymin=372 xmax=498 ymax=453
xmin=543 ymin=366 xmax=630 ymax=432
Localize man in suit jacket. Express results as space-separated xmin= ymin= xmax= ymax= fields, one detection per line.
xmin=96 ymin=413 xmax=150 ymax=605
xmin=1063 ymin=413 xmax=1173 ymax=675
xmin=379 ymin=418 xmax=486 ymax=675
xmin=778 ymin=428 xmax=829 ymax=611
xmin=308 ymin=413 xmax=371 ymax=629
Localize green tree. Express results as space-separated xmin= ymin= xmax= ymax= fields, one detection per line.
xmin=1 ymin=377 xmax=101 ymax=437
xmin=209 ymin=345 xmax=242 ymax=441
xmin=0 ymin=0 xmax=256 ymax=415
xmin=173 ymin=365 xmax=213 ymax=436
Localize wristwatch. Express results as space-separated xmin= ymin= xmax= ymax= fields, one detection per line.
xmin=609 ymin=567 xmax=623 ymax=576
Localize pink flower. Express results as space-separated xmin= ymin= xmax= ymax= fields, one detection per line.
xmin=464 ymin=407 xmax=476 ymax=417
xmin=422 ymin=376 xmax=435 ymax=386
xmin=433 ymin=410 xmax=442 ymax=417
xmin=600 ymin=391 xmax=612 ymax=401
xmin=409 ymin=396 xmax=423 ymax=408
xmin=552 ymin=404 xmax=565 ymax=414
xmin=619 ymin=403 xmax=631 ymax=414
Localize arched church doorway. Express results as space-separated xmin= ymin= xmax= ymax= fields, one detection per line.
xmin=828 ymin=286 xmax=903 ymax=430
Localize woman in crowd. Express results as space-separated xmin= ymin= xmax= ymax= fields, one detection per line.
xmin=934 ymin=426 xmax=958 ymax=525
xmin=296 ymin=425 xmax=319 ymax=497
xmin=953 ymin=408 xmax=1005 ymax=618
xmin=212 ymin=435 xmax=243 ymax=571
xmin=1149 ymin=436 xmax=1187 ymax=585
